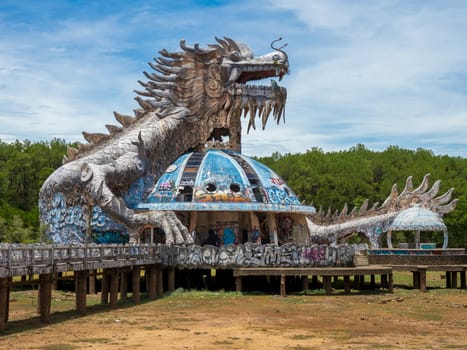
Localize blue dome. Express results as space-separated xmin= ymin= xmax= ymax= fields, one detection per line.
xmin=135 ymin=150 xmax=315 ymax=214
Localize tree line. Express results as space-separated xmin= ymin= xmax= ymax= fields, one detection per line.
xmin=0 ymin=140 xmax=465 ymax=247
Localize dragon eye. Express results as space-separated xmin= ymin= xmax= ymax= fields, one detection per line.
xmin=272 ymin=54 xmax=281 ymax=61
xmin=229 ymin=51 xmax=241 ymax=61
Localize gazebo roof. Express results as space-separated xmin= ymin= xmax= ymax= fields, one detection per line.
xmin=389 ymin=206 xmax=447 ymax=232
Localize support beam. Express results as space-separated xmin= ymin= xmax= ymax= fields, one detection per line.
xmin=132 ymin=266 xmax=140 ymax=304
xmin=156 ymin=266 xmax=164 ymax=297
xmin=101 ymin=269 xmax=110 ymax=304
xmin=343 ymin=275 xmax=351 ymax=294
xmin=280 ymin=275 xmax=286 ymax=297
xmin=75 ymin=271 xmax=88 ymax=315
xmin=148 ymin=265 xmax=157 ymax=300
xmin=109 ymin=269 xmax=119 ymax=309
xmin=167 ymin=267 xmax=175 ymax=292
xmin=0 ymin=278 xmax=9 ymax=330
xmin=38 ymin=273 xmax=53 ymax=324
xmin=323 ymin=276 xmax=332 ymax=295
xmin=88 ymin=270 xmax=96 ymax=295
xmin=120 ymin=270 xmax=128 ymax=300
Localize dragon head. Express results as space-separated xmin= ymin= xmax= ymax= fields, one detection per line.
xmin=134 ymin=37 xmax=289 ymax=151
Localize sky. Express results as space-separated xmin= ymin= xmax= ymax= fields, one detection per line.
xmin=0 ymin=0 xmax=466 ymax=158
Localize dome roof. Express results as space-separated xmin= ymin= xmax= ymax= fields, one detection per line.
xmin=135 ymin=150 xmax=315 ymax=214
xmin=389 ymin=206 xmax=447 ymax=231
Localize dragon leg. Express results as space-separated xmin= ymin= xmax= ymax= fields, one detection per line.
xmin=81 ymin=160 xmax=193 ymax=245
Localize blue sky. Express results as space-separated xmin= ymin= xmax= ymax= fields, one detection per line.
xmin=1 ymin=0 xmax=466 ymax=157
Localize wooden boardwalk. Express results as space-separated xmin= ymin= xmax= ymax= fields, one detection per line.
xmin=233 ymin=266 xmax=394 ymax=296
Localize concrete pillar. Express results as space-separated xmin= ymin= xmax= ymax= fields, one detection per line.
xmin=38 ymin=273 xmax=53 ymax=324
xmin=0 ymin=277 xmax=9 ymax=330
xmin=132 ymin=266 xmax=141 ymax=304
xmin=370 ymin=275 xmax=376 ymax=289
xmin=75 ymin=271 xmax=88 ymax=315
xmin=109 ymin=269 xmax=119 ymax=309
xmin=446 ymin=271 xmax=452 ymax=288
xmin=235 ymin=276 xmax=242 ymax=292
xmin=413 ymin=271 xmax=420 ymax=290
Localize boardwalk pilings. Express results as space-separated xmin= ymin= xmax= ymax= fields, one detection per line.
xmin=132 ymin=266 xmax=140 ymax=304
xmin=109 ymin=269 xmax=119 ymax=308
xmin=156 ymin=266 xmax=163 ymax=297
xmin=38 ymin=273 xmax=53 ymax=323
xmin=168 ymin=266 xmax=175 ymax=292
xmin=0 ymin=277 xmax=8 ymax=330
xmin=101 ymin=269 xmax=110 ymax=304
xmin=147 ymin=265 xmax=157 ymax=300
xmin=76 ymin=271 xmax=88 ymax=315
xmin=120 ymin=270 xmax=128 ymax=300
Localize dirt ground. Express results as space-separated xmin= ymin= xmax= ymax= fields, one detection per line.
xmin=1 ymin=281 xmax=466 ymax=349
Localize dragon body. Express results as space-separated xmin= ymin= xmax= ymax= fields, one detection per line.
xmin=39 ymin=37 xmax=289 ymax=244
xmin=308 ymin=174 xmax=457 ymax=248
xmin=39 ymin=37 xmax=457 ymax=248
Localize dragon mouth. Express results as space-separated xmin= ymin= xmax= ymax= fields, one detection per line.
xmin=226 ymin=63 xmax=288 ymax=132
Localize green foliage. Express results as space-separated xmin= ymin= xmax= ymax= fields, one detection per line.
xmin=0 ymin=138 xmax=67 ymax=243
xmin=0 ymin=139 xmax=465 ymax=247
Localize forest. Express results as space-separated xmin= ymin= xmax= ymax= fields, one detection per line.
xmin=0 ymin=140 xmax=465 ymax=247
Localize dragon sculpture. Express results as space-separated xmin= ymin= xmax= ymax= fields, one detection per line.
xmin=39 ymin=37 xmax=289 ymax=244
xmin=39 ymin=37 xmax=457 ymax=249
xmin=307 ymin=173 xmax=458 ymax=248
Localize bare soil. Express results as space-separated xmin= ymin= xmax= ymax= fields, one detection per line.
xmin=1 ymin=280 xmax=466 ymax=349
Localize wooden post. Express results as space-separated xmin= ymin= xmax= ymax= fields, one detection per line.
xmin=311 ymin=275 xmax=319 ymax=289
xmin=460 ymin=270 xmax=466 ymax=289
xmin=301 ymin=276 xmax=309 ymax=292
xmin=388 ymin=272 xmax=394 ymax=293
xmin=413 ymin=271 xmax=420 ymax=290
xmin=451 ymin=272 xmax=458 ymax=289
xmin=156 ymin=266 xmax=164 ymax=297
xmin=418 ymin=267 xmax=427 ymax=292
xmin=75 ymin=271 xmax=88 ymax=315
xmin=88 ymin=270 xmax=96 ymax=294
xmin=120 ymin=270 xmax=128 ymax=300
xmin=101 ymin=269 xmax=110 ymax=304
xmin=0 ymin=278 xmax=9 ymax=330
xmin=132 ymin=266 xmax=140 ymax=304
xmin=148 ymin=265 xmax=157 ymax=300
xmin=381 ymin=274 xmax=388 ymax=289
xmin=38 ymin=273 xmax=53 ymax=324
xmin=168 ymin=267 xmax=175 ymax=292
xmin=343 ymin=275 xmax=351 ymax=294
xmin=323 ymin=276 xmax=332 ymax=295
xmin=109 ymin=269 xmax=119 ymax=309
xmin=370 ymin=275 xmax=376 ymax=289
xmin=280 ymin=274 xmax=286 ymax=297
xmin=235 ymin=275 xmax=242 ymax=292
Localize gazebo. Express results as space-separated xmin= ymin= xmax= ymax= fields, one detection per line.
xmin=386 ymin=206 xmax=448 ymax=249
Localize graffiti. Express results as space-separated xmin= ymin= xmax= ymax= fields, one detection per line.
xmin=161 ymin=243 xmax=365 ymax=268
